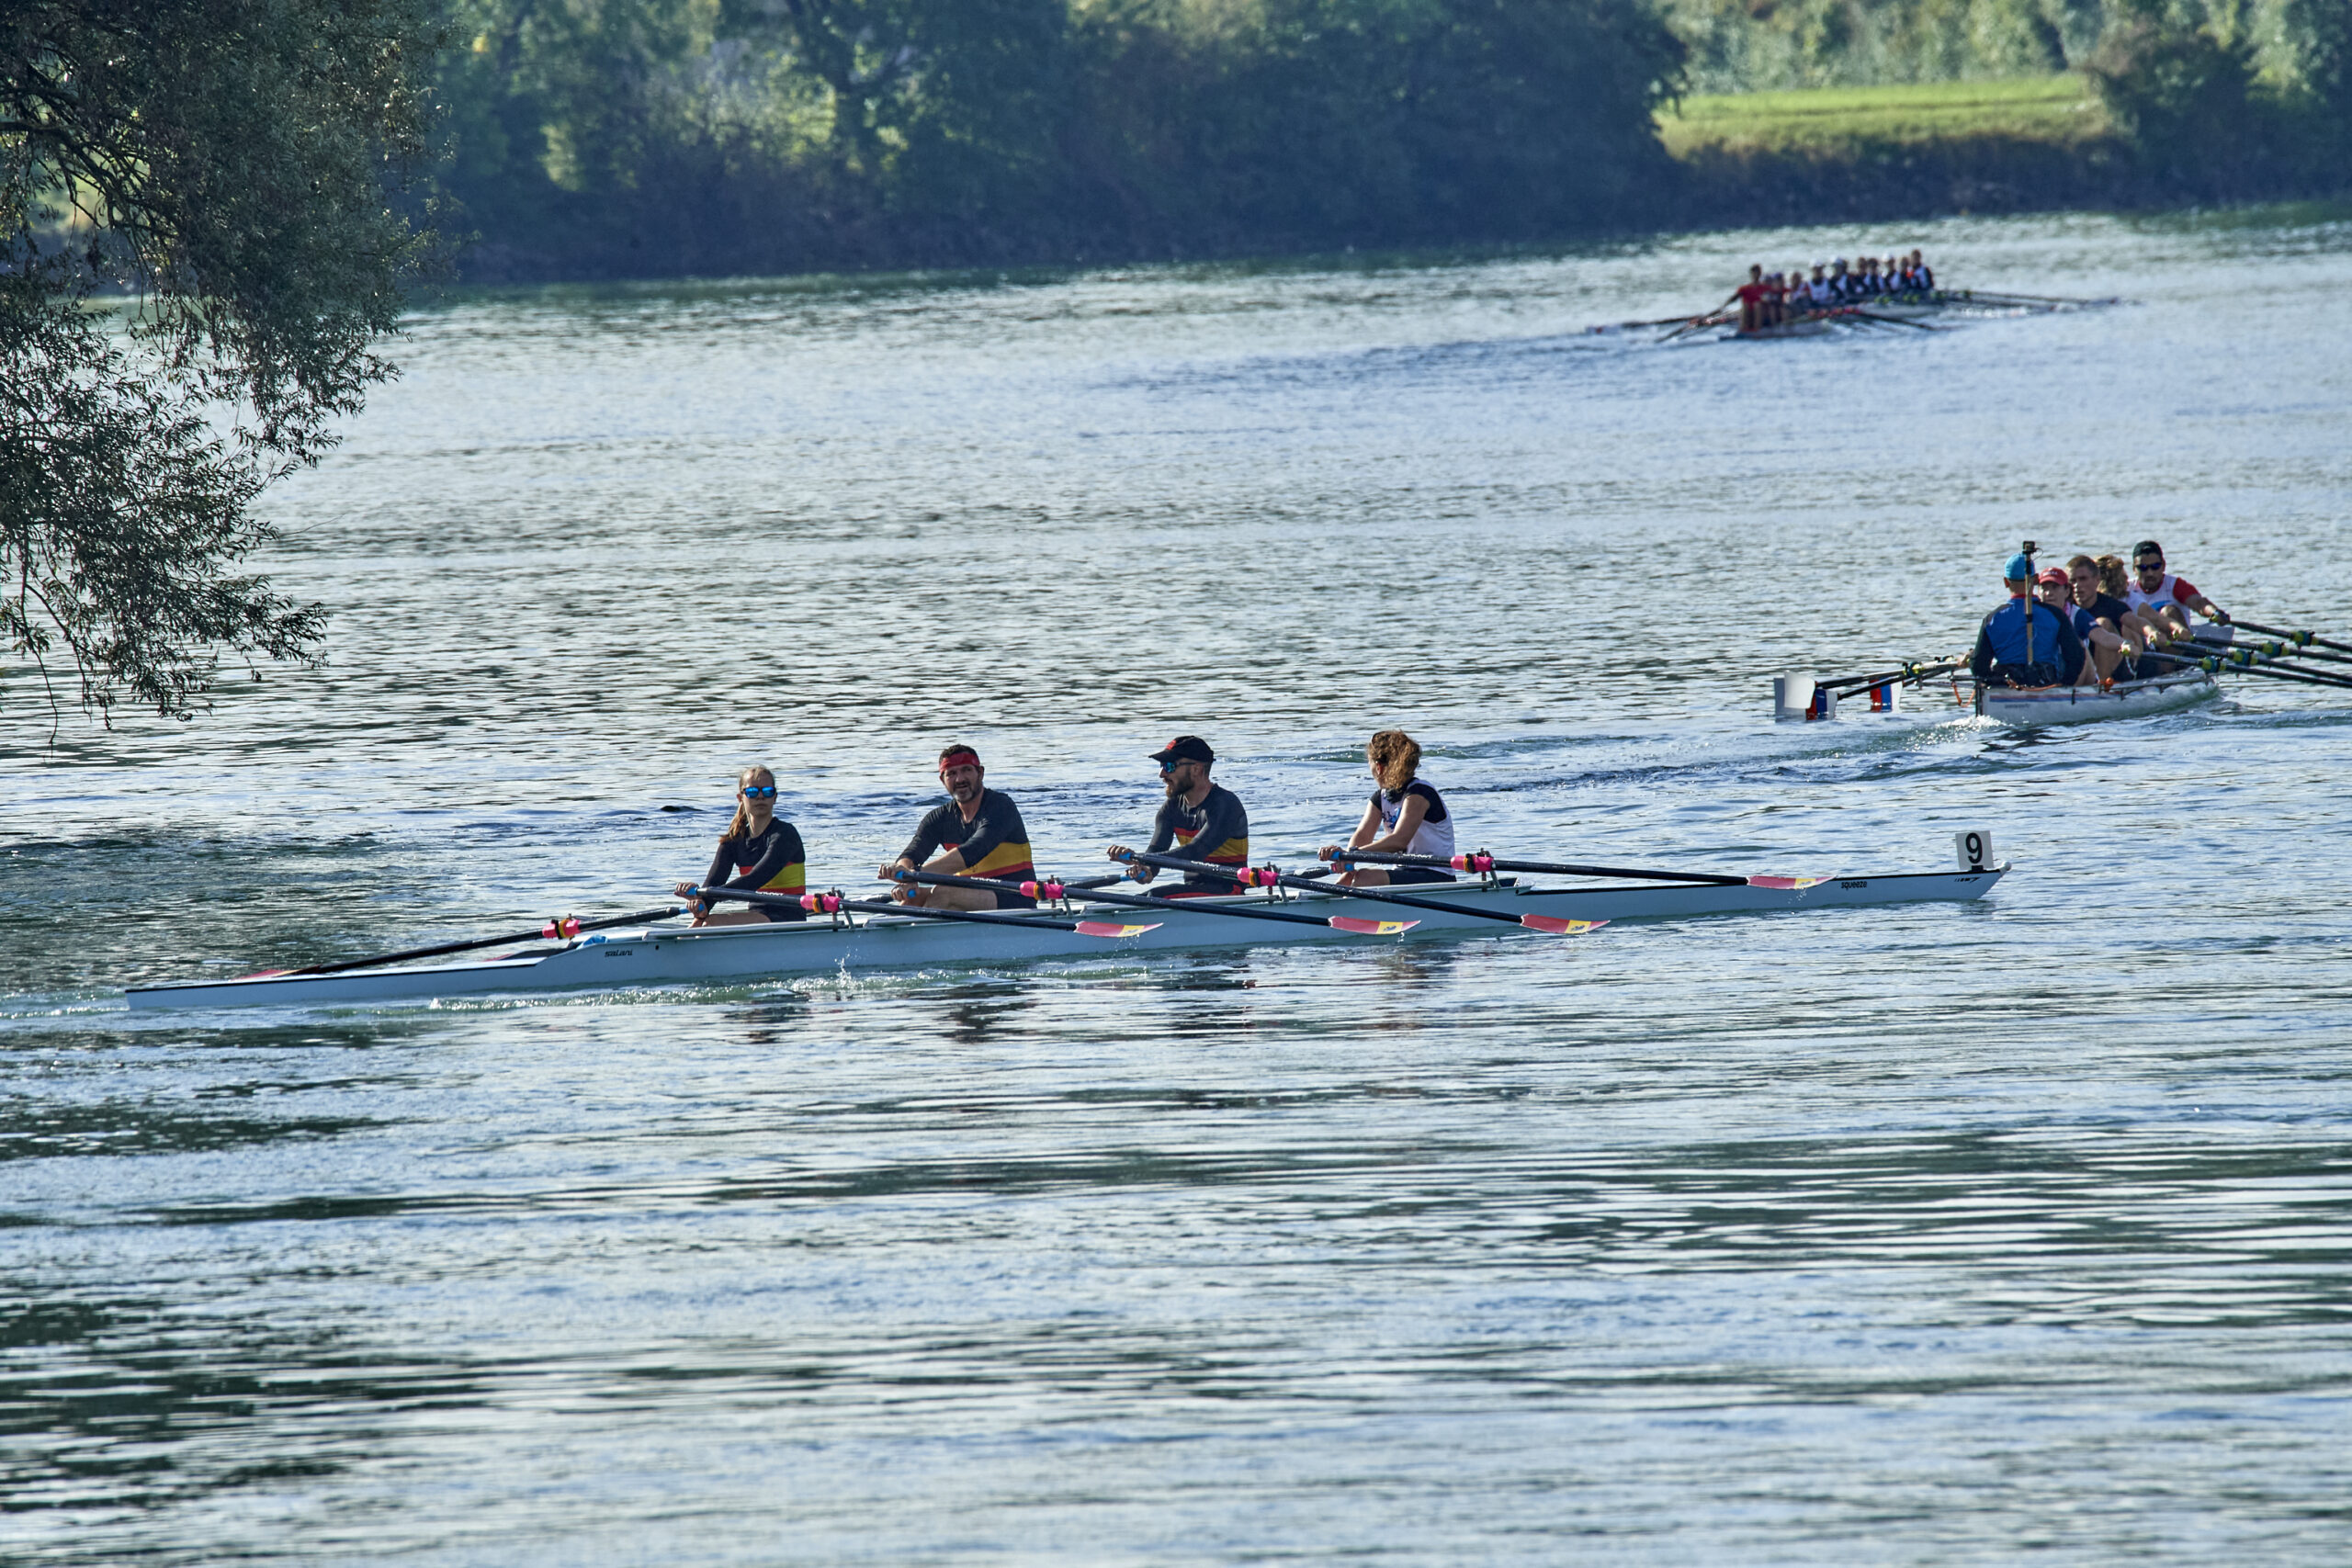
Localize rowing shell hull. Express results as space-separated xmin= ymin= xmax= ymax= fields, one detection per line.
xmin=126 ymin=869 xmax=2007 ymax=1011
xmin=1969 ymin=671 xmax=2218 ymax=726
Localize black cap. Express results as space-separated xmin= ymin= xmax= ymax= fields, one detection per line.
xmin=2132 ymin=539 xmax=2164 ymax=561
xmin=1148 ymin=735 xmax=1215 ymax=766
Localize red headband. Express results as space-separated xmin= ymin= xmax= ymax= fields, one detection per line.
xmin=938 ymin=749 xmax=981 ymax=773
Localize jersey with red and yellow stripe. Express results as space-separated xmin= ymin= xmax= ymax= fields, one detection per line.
xmin=900 ymin=787 xmax=1036 ymax=904
xmin=1148 ymin=783 xmax=1250 ymax=893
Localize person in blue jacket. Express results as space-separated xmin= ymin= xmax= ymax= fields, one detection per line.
xmin=1970 ymin=551 xmax=2085 ymax=688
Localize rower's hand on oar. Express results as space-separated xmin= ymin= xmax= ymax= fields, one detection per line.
xmin=673 ymin=881 xmax=714 ymax=924
xmin=876 ymin=860 xmax=919 ymax=902
xmin=1316 ymin=844 xmax=1363 ymax=886
xmin=1104 ymin=846 xmax=1154 ymax=883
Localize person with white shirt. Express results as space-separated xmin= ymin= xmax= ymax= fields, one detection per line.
xmin=1321 ymin=729 xmax=1458 ymax=888
xmin=2124 ymin=539 xmax=2230 ymax=642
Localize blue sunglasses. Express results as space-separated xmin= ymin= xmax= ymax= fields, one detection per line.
xmin=741 ymin=784 xmax=777 ymax=799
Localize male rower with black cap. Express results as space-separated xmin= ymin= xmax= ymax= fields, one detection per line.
xmin=880 ymin=744 xmax=1036 ymax=911
xmin=1971 ymin=549 xmax=2085 ymax=689
xmin=1105 ymin=735 xmax=1250 ymax=897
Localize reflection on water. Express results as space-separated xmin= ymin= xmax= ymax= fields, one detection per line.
xmin=4 ymin=205 xmax=2352 ymax=1563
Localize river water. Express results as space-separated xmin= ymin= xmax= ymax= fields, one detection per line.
xmin=6 ymin=206 xmax=2350 ymax=1563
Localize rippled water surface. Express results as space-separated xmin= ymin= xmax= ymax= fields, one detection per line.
xmin=6 ymin=207 xmax=2351 ymax=1564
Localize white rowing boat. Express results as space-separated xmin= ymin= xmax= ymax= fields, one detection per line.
xmin=1965 ymin=669 xmax=2219 ymax=727
xmin=126 ymin=866 xmax=2007 ymax=1011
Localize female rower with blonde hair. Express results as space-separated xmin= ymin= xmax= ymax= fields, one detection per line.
xmin=673 ymin=764 xmax=808 ymax=927
xmin=1320 ymin=729 xmax=1457 ymax=888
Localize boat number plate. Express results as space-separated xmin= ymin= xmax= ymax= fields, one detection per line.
xmin=1955 ymin=829 xmax=1996 ymax=872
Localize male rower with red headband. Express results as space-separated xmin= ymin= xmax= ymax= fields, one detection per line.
xmin=880 ymin=744 xmax=1036 ymax=911
xmin=1105 ymin=735 xmax=1250 ymax=898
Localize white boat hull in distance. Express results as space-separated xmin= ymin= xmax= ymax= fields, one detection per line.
xmin=1967 ymin=671 xmax=2219 ymax=727
xmin=126 ymin=868 xmax=2008 ymax=1011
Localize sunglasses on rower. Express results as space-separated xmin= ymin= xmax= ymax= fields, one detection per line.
xmin=741 ymin=784 xmax=777 ymax=798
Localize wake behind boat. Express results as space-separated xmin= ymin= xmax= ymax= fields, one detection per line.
xmin=126 ymin=854 xmax=2007 ymax=1012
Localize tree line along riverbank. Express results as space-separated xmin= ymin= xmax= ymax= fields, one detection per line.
xmin=417 ymin=0 xmax=2351 ymax=283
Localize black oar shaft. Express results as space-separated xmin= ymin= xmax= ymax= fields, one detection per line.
xmin=2143 ymin=648 xmax=2352 ymax=689
xmin=288 ymin=906 xmax=684 ymax=976
xmin=1849 ymin=310 xmax=1936 ymax=331
xmin=695 ymin=884 xmax=1097 ymax=932
xmin=897 ymin=867 xmax=1345 ymax=930
xmin=1328 ymin=848 xmax=1747 ymax=886
xmin=1822 ymin=659 xmax=1962 ymax=694
xmin=1266 ymin=871 xmax=1525 ymax=926
xmin=2155 ymin=636 xmax=2352 ymax=682
xmin=2200 ymin=627 xmax=2352 ymax=666
xmin=2233 ymin=619 xmax=2352 ymax=655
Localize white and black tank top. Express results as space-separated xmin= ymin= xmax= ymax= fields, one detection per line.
xmin=1374 ymin=780 xmax=1454 ymax=862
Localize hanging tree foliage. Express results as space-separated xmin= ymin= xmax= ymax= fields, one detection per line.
xmin=2 ymin=0 xmax=443 ymax=727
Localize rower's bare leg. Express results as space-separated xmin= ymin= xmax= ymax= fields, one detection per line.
xmin=1340 ymin=867 xmax=1393 ymax=888
xmin=2089 ymin=627 xmax=2125 ymax=682
xmin=917 ymin=884 xmax=1000 ymax=912
xmin=696 ymin=909 xmax=773 ymax=928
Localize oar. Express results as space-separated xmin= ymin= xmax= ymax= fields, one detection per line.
xmin=1243 ymin=864 xmax=1605 ymax=937
xmin=280 ymin=906 xmax=685 ymax=977
xmin=2140 ymin=647 xmax=2352 ymax=690
xmin=1589 ymin=313 xmax=1719 ymax=334
xmin=1820 ymin=658 xmax=1963 ymax=694
xmin=901 ymin=866 xmax=1418 ymax=936
xmin=2186 ymin=630 xmax=2352 ymax=670
xmin=1846 ymin=309 xmax=1938 ymax=332
xmin=694 ymin=885 xmax=1159 ymax=938
xmin=1950 ymin=288 xmax=2117 ymax=308
xmin=1660 ymin=310 xmax=1731 ymax=343
xmin=2224 ymin=621 xmax=2352 ymax=660
xmin=1322 ymin=847 xmax=1824 ymax=891
xmin=2153 ymin=635 xmax=2352 ymax=684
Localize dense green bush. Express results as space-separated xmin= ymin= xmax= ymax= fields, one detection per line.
xmin=431 ymin=0 xmax=1688 ymax=276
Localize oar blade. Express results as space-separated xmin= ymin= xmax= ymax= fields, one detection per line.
xmin=1521 ymin=915 xmax=1607 ymax=936
xmin=1074 ymin=920 xmax=1162 ymax=939
xmin=1747 ymin=874 xmax=1828 ymax=890
xmin=1329 ymin=916 xmax=1419 ymax=935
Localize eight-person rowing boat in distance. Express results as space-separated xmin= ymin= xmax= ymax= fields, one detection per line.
xmin=881 ymin=744 xmax=1038 ymax=910
xmin=2125 ymin=539 xmax=2230 ymax=641
xmin=674 ymin=764 xmax=808 ymax=926
xmin=1322 ymin=729 xmax=1457 ymax=888
xmin=1105 ymin=735 xmax=1249 ymax=897
xmin=1972 ymin=550 xmax=2086 ymax=689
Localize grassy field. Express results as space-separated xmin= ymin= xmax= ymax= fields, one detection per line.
xmin=1657 ymin=75 xmax=2111 ymax=158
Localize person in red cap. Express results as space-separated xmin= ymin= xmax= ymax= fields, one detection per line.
xmin=1106 ymin=735 xmax=1249 ymax=898
xmin=879 ymin=745 xmax=1036 ymax=910
xmin=2033 ymin=568 xmax=2093 ymax=684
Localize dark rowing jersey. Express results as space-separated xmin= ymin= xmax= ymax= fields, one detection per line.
xmin=704 ymin=818 xmax=807 ymax=922
xmin=1147 ymin=783 xmax=1250 ymax=894
xmin=1972 ymin=596 xmax=2085 ymax=685
xmin=2085 ymin=592 xmax=2133 ymax=630
xmin=900 ymin=787 xmax=1036 ymax=905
